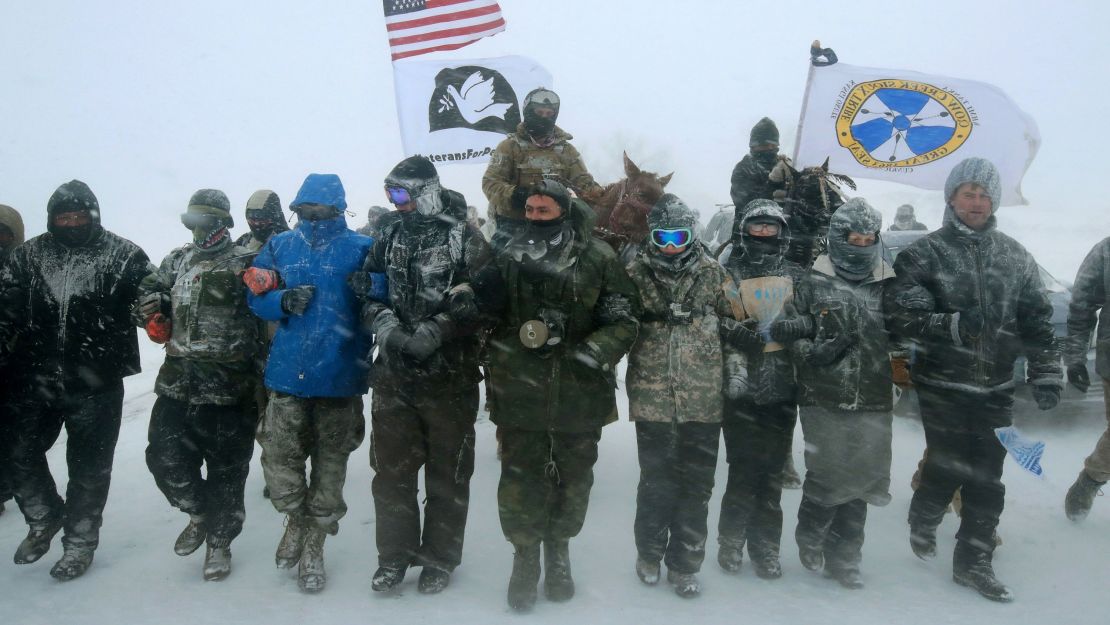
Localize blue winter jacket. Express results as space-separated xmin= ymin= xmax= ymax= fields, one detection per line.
xmin=248 ymin=215 xmax=385 ymax=397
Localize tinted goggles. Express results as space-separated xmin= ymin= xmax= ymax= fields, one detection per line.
xmin=650 ymin=228 xmax=692 ymax=249
xmin=180 ymin=212 xmax=223 ymax=231
xmin=385 ymin=186 xmax=412 ymax=206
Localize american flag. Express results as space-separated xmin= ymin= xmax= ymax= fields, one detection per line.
xmin=384 ymin=0 xmax=506 ymax=62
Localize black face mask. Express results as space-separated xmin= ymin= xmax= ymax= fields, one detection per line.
xmin=523 ymin=110 xmax=556 ymax=139
xmin=53 ymin=224 xmax=97 ymax=248
xmin=525 ymin=214 xmax=566 ymax=244
xmin=752 ymin=150 xmax=779 ymax=169
xmin=741 ymin=234 xmax=781 ymax=262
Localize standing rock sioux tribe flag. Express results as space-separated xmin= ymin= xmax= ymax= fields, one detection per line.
xmin=392 ymin=55 xmax=553 ymax=165
xmin=793 ymin=59 xmax=1040 ymax=205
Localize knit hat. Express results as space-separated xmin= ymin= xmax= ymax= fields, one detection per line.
xmin=749 ymin=117 xmax=780 ymax=148
xmin=648 ymin=193 xmax=699 ymax=236
xmin=245 ymin=189 xmax=282 ymax=218
xmin=944 ymin=157 xmax=1001 ymax=210
xmin=187 ymin=188 xmax=234 ymax=228
xmin=291 ymin=173 xmax=347 ymax=211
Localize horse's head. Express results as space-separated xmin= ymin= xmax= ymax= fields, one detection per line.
xmin=620 ymin=151 xmax=673 ymax=209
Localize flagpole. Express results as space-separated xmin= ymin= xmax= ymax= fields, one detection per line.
xmin=792 ymin=40 xmax=836 ymax=164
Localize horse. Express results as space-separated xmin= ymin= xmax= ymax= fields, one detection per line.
xmin=590 ymin=152 xmax=673 ymax=260
xmin=769 ymin=156 xmax=855 ymax=267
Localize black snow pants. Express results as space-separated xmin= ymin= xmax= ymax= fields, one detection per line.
xmin=796 ymin=496 xmax=868 ymax=573
xmin=9 ymin=380 xmax=124 ymax=550
xmin=910 ymin=384 xmax=1011 ymax=557
xmin=370 ymin=384 xmax=478 ymax=571
xmin=719 ymin=398 xmax=796 ymax=560
xmin=498 ymin=428 xmax=602 ymax=548
xmin=146 ymin=395 xmax=258 ymax=545
xmin=634 ymin=421 xmax=720 ymax=574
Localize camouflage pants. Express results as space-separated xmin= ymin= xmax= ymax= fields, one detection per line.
xmin=1083 ymin=378 xmax=1110 ymax=482
xmin=719 ymin=399 xmax=796 ymax=559
xmin=9 ymin=381 xmax=124 ymax=549
xmin=258 ymin=392 xmax=365 ymax=534
xmin=910 ymin=385 xmax=1010 ymax=556
xmin=634 ymin=422 xmax=720 ymax=574
xmin=796 ymin=496 xmax=867 ymax=573
xmin=146 ymin=396 xmax=257 ymax=544
xmin=370 ymin=385 xmax=478 ymax=571
xmin=498 ymin=428 xmax=601 ymax=547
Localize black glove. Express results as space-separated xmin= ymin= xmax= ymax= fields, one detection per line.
xmin=804 ymin=334 xmax=852 ymax=367
xmin=1067 ymin=363 xmax=1091 ymax=393
xmin=1032 ymin=384 xmax=1061 ymax=411
xmin=537 ymin=308 xmax=567 ymax=347
xmin=447 ymin=286 xmax=479 ymax=324
xmin=281 ymin=285 xmax=316 ymax=316
xmin=138 ymin=292 xmax=168 ymax=319
xmin=573 ymin=341 xmax=610 ymax=372
xmin=347 ymin=271 xmax=375 ymax=298
xmin=720 ymin=317 xmax=765 ymax=349
xmin=511 ymin=186 xmax=531 ymax=212
xmin=956 ymin=309 xmax=985 ymax=344
xmin=769 ymin=317 xmax=814 ymax=343
xmin=403 ymin=318 xmax=448 ymax=364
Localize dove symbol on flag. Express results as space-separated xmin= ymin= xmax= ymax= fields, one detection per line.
xmin=438 ymin=71 xmax=512 ymax=125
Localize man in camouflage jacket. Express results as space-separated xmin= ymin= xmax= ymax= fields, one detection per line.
xmin=625 ymin=194 xmax=743 ymax=598
xmin=137 ymin=189 xmax=266 ymax=581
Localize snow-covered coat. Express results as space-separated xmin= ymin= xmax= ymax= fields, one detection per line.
xmin=248 ymin=215 xmax=384 ymax=398
xmin=791 ymin=255 xmax=896 ymax=411
xmin=482 ymin=124 xmax=601 ymax=220
xmin=1064 ymin=237 xmax=1110 ymax=378
xmin=0 ymin=225 xmax=149 ymax=397
xmin=626 ymin=243 xmax=743 ymax=424
xmin=884 ymin=210 xmax=1061 ymax=392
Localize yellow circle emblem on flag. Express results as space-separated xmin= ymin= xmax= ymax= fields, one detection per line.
xmin=835 ymin=79 xmax=972 ymax=168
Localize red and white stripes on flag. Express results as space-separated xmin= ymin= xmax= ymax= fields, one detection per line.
xmin=384 ymin=0 xmax=506 ymax=62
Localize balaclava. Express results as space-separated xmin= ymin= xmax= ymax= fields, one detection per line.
xmin=827 ymin=197 xmax=883 ymax=281
xmin=244 ymin=189 xmax=288 ymax=243
xmin=647 ymin=193 xmax=700 ymax=271
xmin=184 ymin=189 xmax=233 ymax=253
xmin=522 ymin=87 xmax=560 ymax=140
xmin=738 ymin=199 xmax=788 ymax=266
xmin=47 ymin=180 xmax=102 ymax=248
xmin=524 ymin=179 xmax=571 ymax=246
xmin=385 ymin=155 xmax=444 ymax=220
xmin=749 ymin=117 xmax=781 ymax=169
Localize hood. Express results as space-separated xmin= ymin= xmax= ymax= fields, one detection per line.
xmin=812 ymin=253 xmax=895 ymax=284
xmin=0 ymin=204 xmax=25 ymax=247
xmin=291 ymin=173 xmax=347 ymax=212
xmin=827 ymin=197 xmax=883 ymax=279
xmin=944 ymin=157 xmax=1001 ymax=211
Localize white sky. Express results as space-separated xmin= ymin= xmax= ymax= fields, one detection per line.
xmin=2 ymin=0 xmax=1108 ymax=277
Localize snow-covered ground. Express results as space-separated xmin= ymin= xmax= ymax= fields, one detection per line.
xmin=2 ymin=341 xmax=1108 ymax=625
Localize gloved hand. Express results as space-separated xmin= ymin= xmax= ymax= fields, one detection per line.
xmin=144 ymin=313 xmax=172 ymax=344
xmin=138 ymin=292 xmax=167 ymax=319
xmin=403 ymin=318 xmax=448 ymax=364
xmin=537 ymin=308 xmax=567 ymax=348
xmin=511 ymin=185 xmax=531 ymax=212
xmin=955 ymin=309 xmax=985 ymax=344
xmin=1067 ymin=363 xmax=1091 ymax=393
xmin=243 ymin=267 xmax=280 ymax=295
xmin=720 ymin=317 xmax=765 ymax=349
xmin=346 ymin=271 xmax=375 ymax=298
xmin=446 ymin=285 xmax=479 ymax=324
xmin=281 ymin=285 xmax=316 ymax=316
xmin=1032 ymin=384 xmax=1061 ymax=411
xmin=769 ymin=317 xmax=814 ymax=343
xmin=803 ymin=334 xmax=853 ymax=367
xmin=573 ymin=341 xmax=610 ymax=372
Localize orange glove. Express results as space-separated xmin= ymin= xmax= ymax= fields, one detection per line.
xmin=243 ymin=267 xmax=280 ymax=295
xmin=145 ymin=313 xmax=172 ymax=344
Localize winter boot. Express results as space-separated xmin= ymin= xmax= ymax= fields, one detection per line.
xmin=798 ymin=545 xmax=824 ymax=572
xmin=275 ymin=512 xmax=308 ymax=569
xmin=1064 ymin=470 xmax=1105 ymax=521
xmin=298 ymin=528 xmax=327 ymax=593
xmin=750 ymin=550 xmax=783 ymax=580
xmin=507 ymin=543 xmax=541 ymax=612
xmin=543 ymin=539 xmax=574 ymax=602
xmin=203 ymin=541 xmax=232 ymax=581
xmin=781 ymin=454 xmax=802 ymax=490
xmin=371 ymin=565 xmax=408 ymax=592
xmin=13 ymin=520 xmax=63 ymax=565
xmin=174 ymin=515 xmax=207 ymax=556
xmin=49 ymin=544 xmax=95 ymax=581
xmin=417 ymin=566 xmax=450 ymax=594
xmin=635 ymin=557 xmax=660 ymax=585
xmin=717 ymin=543 xmax=743 ymax=574
xmin=825 ymin=566 xmax=863 ymax=589
xmin=667 ymin=570 xmax=701 ymax=598
xmin=909 ymin=523 xmax=937 ymax=560
xmin=953 ymin=543 xmax=1012 ymax=603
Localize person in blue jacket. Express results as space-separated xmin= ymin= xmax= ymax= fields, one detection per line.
xmin=247 ymin=173 xmax=384 ymax=593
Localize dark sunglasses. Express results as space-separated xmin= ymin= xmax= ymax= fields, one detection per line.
xmin=385 ymin=186 xmax=412 ymax=206
xmin=650 ymin=228 xmax=692 ymax=249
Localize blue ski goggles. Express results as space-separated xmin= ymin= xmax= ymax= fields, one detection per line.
xmin=650 ymin=228 xmax=692 ymax=249
xmin=385 ymin=185 xmax=412 ymax=206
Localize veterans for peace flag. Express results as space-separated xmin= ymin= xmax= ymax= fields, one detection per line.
xmin=384 ymin=0 xmax=506 ymax=61
xmin=392 ymin=55 xmax=552 ymax=164
xmin=793 ymin=55 xmax=1040 ymax=205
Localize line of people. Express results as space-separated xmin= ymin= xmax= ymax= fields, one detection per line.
xmin=0 ymin=93 xmax=1106 ymax=612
